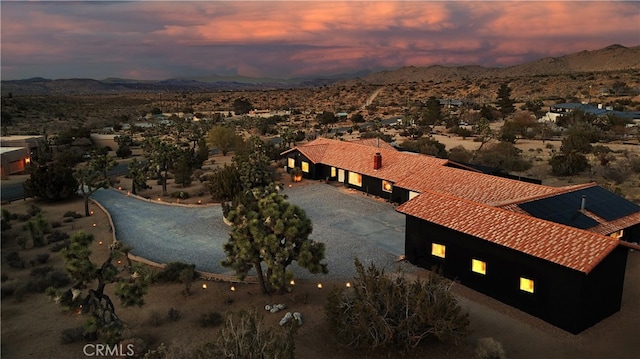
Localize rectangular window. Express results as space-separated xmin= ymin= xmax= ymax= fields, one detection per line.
xmin=472 ymin=259 xmax=486 ymax=275
xmin=520 ymin=277 xmax=535 ymax=293
xmin=338 ymin=169 xmax=345 ymax=183
xmin=287 ymin=158 xmax=295 ymax=169
xmin=348 ymin=172 xmax=362 ymax=187
xmin=431 ymin=243 xmax=446 ymax=258
xmin=382 ymin=180 xmax=393 ymax=193
xmin=301 ymin=161 xmax=309 ymax=173
xmin=331 ymin=167 xmax=336 ymax=177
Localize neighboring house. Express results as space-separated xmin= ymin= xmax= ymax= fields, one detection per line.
xmin=282 ymin=137 xmax=640 ymax=334
xmin=0 ymin=135 xmax=42 ymax=177
xmin=539 ymin=103 xmax=640 ymax=123
xmin=0 ymin=147 xmax=31 ymax=177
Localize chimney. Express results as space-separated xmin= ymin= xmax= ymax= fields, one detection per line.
xmin=376 ymin=137 xmax=380 ymax=147
xmin=580 ymin=195 xmax=587 ymax=210
xmin=374 ymin=152 xmax=382 ymax=170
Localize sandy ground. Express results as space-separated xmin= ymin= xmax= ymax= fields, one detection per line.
xmin=2 ymin=144 xmax=639 ymax=358
xmin=2 ymin=178 xmax=639 ymax=359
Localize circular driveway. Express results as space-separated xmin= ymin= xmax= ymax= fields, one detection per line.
xmin=91 ymin=183 xmax=405 ymax=280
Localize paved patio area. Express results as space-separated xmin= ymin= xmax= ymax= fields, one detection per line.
xmin=91 ymin=183 xmax=405 ymax=280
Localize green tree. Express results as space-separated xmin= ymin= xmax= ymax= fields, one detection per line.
xmin=474 ymin=142 xmax=532 ymax=172
xmin=496 ymin=83 xmax=515 ymax=117
xmin=350 ymin=113 xmax=365 ymax=124
xmin=126 ymin=158 xmax=150 ymax=195
xmin=24 ymin=162 xmax=79 ymax=201
xmin=142 ymin=138 xmax=177 ymax=196
xmin=207 ymin=164 xmax=243 ymax=201
xmin=173 ymin=148 xmax=194 ymax=188
xmin=473 ymin=118 xmax=494 ymax=158
xmin=317 ymin=111 xmax=337 ymax=125
xmin=49 ymin=233 xmax=151 ymax=343
xmin=74 ymin=151 xmax=115 ymax=216
xmin=114 ymin=135 xmax=133 ymax=159
xmin=233 ymin=98 xmax=252 ymax=115
xmin=421 ymin=96 xmax=442 ymax=127
xmin=400 ymin=137 xmax=448 ymax=158
xmin=207 ymin=125 xmax=240 ymax=156
xmin=194 ymin=138 xmax=210 ymax=168
xmin=549 ymin=151 xmax=590 ymax=176
xmin=222 ymin=190 xmax=328 ymax=294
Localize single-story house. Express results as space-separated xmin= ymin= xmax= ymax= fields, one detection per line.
xmin=0 ymin=147 xmax=31 ymax=177
xmin=282 ymin=137 xmax=640 ymax=334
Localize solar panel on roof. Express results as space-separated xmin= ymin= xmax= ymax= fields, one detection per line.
xmin=582 ymin=186 xmax=640 ymax=220
xmin=519 ymin=186 xmax=640 ymax=228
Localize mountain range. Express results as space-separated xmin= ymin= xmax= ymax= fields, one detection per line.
xmin=2 ymin=44 xmax=638 ymax=96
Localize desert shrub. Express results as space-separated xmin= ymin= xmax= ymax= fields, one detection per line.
xmin=5 ymin=251 xmax=25 ymax=268
xmin=63 ymin=211 xmax=82 ymax=219
xmin=28 ymin=204 xmax=42 ymax=217
xmin=155 ymin=262 xmax=197 ymax=283
xmin=1 ymin=208 xmax=11 ymax=232
xmin=326 ymin=259 xmax=469 ymax=351
xmin=50 ymin=221 xmax=62 ymax=228
xmin=1 ymin=219 xmax=10 ymax=232
xmin=60 ymin=327 xmax=86 ymax=344
xmin=549 ymin=152 xmax=590 ymax=176
xmin=198 ymin=312 xmax=223 ymax=328
xmin=119 ymin=338 xmax=147 ymax=357
xmin=46 ymin=270 xmax=71 ymax=288
xmin=17 ymin=236 xmax=28 ymax=249
xmin=475 ymin=337 xmax=507 ymax=359
xmin=170 ymin=191 xmax=189 ymax=199
xmin=16 ymin=213 xmax=32 ymax=222
xmin=62 ymin=217 xmax=74 ymax=223
xmin=147 ymin=310 xmax=166 ymax=327
xmin=31 ymin=265 xmax=54 ymax=278
xmin=202 ymin=309 xmax=298 ymax=358
xmin=167 ymin=307 xmax=182 ymax=322
xmin=37 ymin=253 xmax=50 ymax=264
xmin=50 ymin=240 xmax=70 ymax=252
xmin=47 ymin=230 xmax=70 ymax=243
xmin=1 ymin=282 xmax=17 ymax=298
xmin=23 ymin=269 xmax=70 ymax=293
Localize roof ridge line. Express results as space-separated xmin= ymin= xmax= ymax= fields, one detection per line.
xmin=494 ymin=181 xmax=598 ymax=207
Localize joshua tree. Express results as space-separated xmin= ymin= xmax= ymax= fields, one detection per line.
xmin=48 ymin=233 xmax=150 ymax=343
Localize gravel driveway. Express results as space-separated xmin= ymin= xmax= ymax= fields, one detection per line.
xmin=91 ymin=183 xmax=405 ymax=280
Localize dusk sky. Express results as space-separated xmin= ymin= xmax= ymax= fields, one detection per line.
xmin=1 ymin=1 xmax=639 ymax=81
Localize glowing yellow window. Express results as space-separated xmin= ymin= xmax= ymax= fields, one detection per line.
xmin=348 ymin=172 xmax=362 ymax=187
xmin=287 ymin=158 xmax=295 ymax=168
xmin=431 ymin=243 xmax=446 ymax=258
xmin=382 ymin=180 xmax=393 ymax=193
xmin=520 ymin=277 xmax=535 ymax=293
xmin=472 ymin=259 xmax=486 ymax=275
xmin=301 ymin=161 xmax=309 ymax=173
xmin=331 ymin=167 xmax=336 ymax=177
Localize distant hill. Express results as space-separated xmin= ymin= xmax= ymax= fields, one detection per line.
xmin=357 ymin=44 xmax=640 ymax=85
xmin=2 ymin=44 xmax=638 ymax=95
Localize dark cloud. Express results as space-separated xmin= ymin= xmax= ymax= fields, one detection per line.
xmin=1 ymin=1 xmax=638 ymax=80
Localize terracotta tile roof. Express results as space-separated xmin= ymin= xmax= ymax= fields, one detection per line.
xmin=579 ymin=210 xmax=640 ymax=236
xmin=397 ymin=191 xmax=619 ymax=274
xmin=282 ymin=138 xmax=448 ymax=182
xmin=394 ymin=165 xmax=560 ymax=205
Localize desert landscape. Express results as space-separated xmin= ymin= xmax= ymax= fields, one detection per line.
xmin=2 ymin=41 xmax=640 ymax=359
